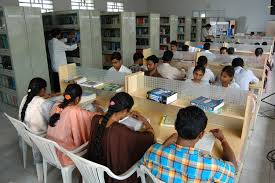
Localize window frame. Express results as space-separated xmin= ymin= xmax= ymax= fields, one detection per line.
xmin=18 ymin=0 xmax=53 ymax=13
xmin=107 ymin=1 xmax=124 ymax=12
xmin=71 ymin=0 xmax=95 ymax=10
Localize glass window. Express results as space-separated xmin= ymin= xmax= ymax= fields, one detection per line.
xmin=19 ymin=0 xmax=53 ymax=13
xmin=107 ymin=1 xmax=124 ymax=12
xmin=71 ymin=0 xmax=94 ymax=10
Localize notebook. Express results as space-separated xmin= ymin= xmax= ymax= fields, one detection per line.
xmin=195 ymin=133 xmax=216 ymax=155
xmin=119 ymin=116 xmax=144 ymax=131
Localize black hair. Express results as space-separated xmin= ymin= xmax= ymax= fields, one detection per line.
xmin=193 ymin=65 xmax=205 ymax=74
xmin=175 ymin=106 xmax=208 ymax=140
xmin=227 ymin=47 xmax=235 ymax=55
xmin=235 ymin=42 xmax=240 ymax=44
xmin=254 ymin=42 xmax=260 ymax=45
xmin=49 ymin=84 xmax=82 ymax=127
xmin=182 ymin=45 xmax=189 ymax=51
xmin=170 ymin=40 xmax=178 ymax=46
xmin=51 ymin=28 xmax=61 ymax=38
xmin=255 ymin=47 xmax=263 ymax=57
xmin=220 ymin=47 xmax=227 ymax=53
xmin=146 ymin=55 xmax=159 ymax=64
xmin=232 ymin=57 xmax=244 ymax=68
xmin=133 ymin=52 xmax=144 ymax=62
xmin=205 ymin=24 xmax=211 ymax=28
xmin=88 ymin=92 xmax=134 ymax=163
xmin=21 ymin=78 xmax=47 ymax=122
xmin=231 ymin=25 xmax=235 ymax=29
xmin=251 ymin=32 xmax=255 ymax=36
xmin=111 ymin=52 xmax=122 ymax=61
xmin=197 ymin=56 xmax=208 ymax=67
xmin=262 ymin=42 xmax=268 ymax=45
xmin=162 ymin=50 xmax=173 ymax=62
xmin=203 ymin=43 xmax=211 ymax=50
xmin=221 ymin=65 xmax=235 ymax=78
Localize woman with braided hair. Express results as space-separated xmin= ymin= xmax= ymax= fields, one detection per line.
xmin=19 ymin=77 xmax=49 ymax=183
xmin=47 ymin=84 xmax=102 ymax=166
xmin=87 ymin=92 xmax=155 ymax=183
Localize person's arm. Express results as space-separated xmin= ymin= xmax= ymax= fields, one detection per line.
xmin=210 ymin=129 xmax=238 ymax=170
xmin=59 ymin=40 xmax=78 ymax=51
xmin=130 ymin=111 xmax=154 ymax=135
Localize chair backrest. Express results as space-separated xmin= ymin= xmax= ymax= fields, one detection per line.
xmin=4 ymin=113 xmax=33 ymax=147
xmin=139 ymin=165 xmax=164 ymax=183
xmin=59 ymin=147 xmax=137 ymax=183
xmin=27 ymin=131 xmax=62 ymax=168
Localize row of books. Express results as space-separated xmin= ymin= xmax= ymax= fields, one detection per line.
xmin=102 ymin=29 xmax=120 ymax=38
xmin=136 ymin=17 xmax=149 ymax=25
xmin=160 ymin=18 xmax=169 ymax=24
xmin=136 ymin=27 xmax=149 ymax=35
xmin=0 ymin=74 xmax=16 ymax=90
xmin=178 ymin=27 xmax=185 ymax=33
xmin=136 ymin=39 xmax=149 ymax=46
xmin=0 ymin=91 xmax=17 ymax=106
xmin=179 ymin=18 xmax=185 ymax=24
xmin=0 ymin=56 xmax=12 ymax=70
xmin=102 ymin=42 xmax=121 ymax=52
xmin=146 ymin=88 xmax=224 ymax=113
xmin=160 ymin=27 xmax=170 ymax=35
xmin=56 ymin=14 xmax=78 ymax=25
xmin=101 ymin=15 xmax=120 ymax=25
xmin=0 ymin=35 xmax=9 ymax=49
xmin=160 ymin=37 xmax=169 ymax=44
xmin=178 ymin=35 xmax=185 ymax=41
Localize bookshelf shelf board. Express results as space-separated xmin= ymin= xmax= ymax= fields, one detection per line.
xmin=101 ymin=24 xmax=121 ymax=29
xmin=0 ymin=68 xmax=14 ymax=77
xmin=102 ymin=37 xmax=121 ymax=42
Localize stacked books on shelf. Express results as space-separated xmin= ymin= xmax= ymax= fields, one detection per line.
xmin=102 ymin=42 xmax=121 ymax=52
xmin=147 ymin=88 xmax=178 ymax=104
xmin=0 ymin=34 xmax=9 ymax=49
xmin=96 ymin=83 xmax=124 ymax=92
xmin=0 ymin=91 xmax=17 ymax=106
xmin=160 ymin=17 xmax=169 ymax=24
xmin=190 ymin=96 xmax=224 ymax=113
xmin=102 ymin=29 xmax=120 ymax=38
xmin=0 ymin=74 xmax=16 ymax=90
xmin=56 ymin=13 xmax=78 ymax=25
xmin=137 ymin=39 xmax=149 ymax=47
xmin=101 ymin=15 xmax=120 ymax=25
xmin=136 ymin=17 xmax=149 ymax=25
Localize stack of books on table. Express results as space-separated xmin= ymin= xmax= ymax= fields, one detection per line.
xmin=147 ymin=88 xmax=178 ymax=104
xmin=190 ymin=96 xmax=224 ymax=113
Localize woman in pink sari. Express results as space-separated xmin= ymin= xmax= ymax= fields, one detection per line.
xmin=47 ymin=84 xmax=101 ymax=166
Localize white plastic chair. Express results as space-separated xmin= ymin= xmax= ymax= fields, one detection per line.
xmin=27 ymin=131 xmax=88 ymax=183
xmin=4 ymin=113 xmax=45 ymax=168
xmin=59 ymin=146 xmax=138 ymax=183
xmin=138 ymin=165 xmax=164 ymax=183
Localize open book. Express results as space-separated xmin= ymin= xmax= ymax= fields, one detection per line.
xmin=119 ymin=116 xmax=144 ymax=131
xmin=195 ymin=133 xmax=216 ymax=155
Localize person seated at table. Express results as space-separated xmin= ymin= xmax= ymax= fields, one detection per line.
xmin=200 ymin=42 xmax=216 ymax=60
xmin=129 ymin=52 xmax=147 ymax=73
xmin=255 ymin=47 xmax=263 ymax=58
xmin=47 ymin=84 xmax=102 ymax=166
xmin=170 ymin=40 xmax=183 ymax=60
xmin=220 ymin=47 xmax=228 ymax=55
xmin=157 ymin=50 xmax=185 ymax=80
xmin=187 ymin=56 xmax=215 ymax=83
xmin=87 ymin=92 xmax=155 ymax=183
xmin=232 ymin=57 xmax=259 ymax=90
xmin=216 ymin=66 xmax=240 ymax=89
xmin=145 ymin=55 xmax=162 ymax=77
xmin=227 ymin=47 xmax=235 ymax=55
xmin=109 ymin=52 xmax=132 ymax=74
xmin=262 ymin=42 xmax=268 ymax=45
xmin=185 ymin=65 xmax=210 ymax=86
xmin=141 ymin=106 xmax=237 ymax=183
xmin=19 ymin=77 xmax=50 ymax=182
xmin=182 ymin=44 xmax=190 ymax=51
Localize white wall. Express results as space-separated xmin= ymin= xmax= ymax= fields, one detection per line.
xmin=148 ymin=0 xmax=275 ymax=32
xmin=0 ymin=0 xmax=18 ymax=6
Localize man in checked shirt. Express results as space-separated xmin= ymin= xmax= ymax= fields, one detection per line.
xmin=141 ymin=106 xmax=237 ymax=183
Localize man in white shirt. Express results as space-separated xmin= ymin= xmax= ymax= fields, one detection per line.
xmin=200 ymin=43 xmax=216 ymax=61
xmin=48 ymin=29 xmax=78 ymax=92
xmin=232 ymin=57 xmax=259 ymax=90
xmin=157 ymin=50 xmax=185 ymax=80
xmin=170 ymin=41 xmax=183 ymax=60
xmin=202 ymin=24 xmax=214 ymax=42
xmin=108 ymin=52 xmax=132 ymax=74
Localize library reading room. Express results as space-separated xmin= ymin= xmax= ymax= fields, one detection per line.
xmin=1 ymin=0 xmax=275 ymax=183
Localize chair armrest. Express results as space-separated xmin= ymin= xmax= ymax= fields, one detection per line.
xmin=71 ymin=141 xmax=89 ymax=154
xmin=106 ymin=163 xmax=138 ymax=180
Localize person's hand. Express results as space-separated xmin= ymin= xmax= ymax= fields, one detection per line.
xmin=163 ymin=133 xmax=178 ymax=147
xmin=130 ymin=111 xmax=148 ymax=123
xmin=210 ymin=129 xmax=225 ymax=142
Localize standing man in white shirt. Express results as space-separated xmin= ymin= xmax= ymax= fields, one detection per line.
xmin=48 ymin=29 xmax=78 ymax=92
xmin=157 ymin=50 xmax=185 ymax=80
xmin=232 ymin=57 xmax=259 ymax=90
xmin=108 ymin=52 xmax=132 ymax=74
xmin=202 ymin=24 xmax=214 ymax=42
xmin=170 ymin=41 xmax=183 ymax=60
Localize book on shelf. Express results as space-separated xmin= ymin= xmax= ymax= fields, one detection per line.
xmin=96 ymin=83 xmax=124 ymax=92
xmin=79 ymin=80 xmax=104 ymax=88
xmin=136 ymin=17 xmax=149 ymax=25
xmin=119 ymin=116 xmax=144 ymax=131
xmin=190 ymin=96 xmax=224 ymax=112
xmin=0 ymin=90 xmax=17 ymax=106
xmin=147 ymin=88 xmax=178 ymax=104
xmin=0 ymin=74 xmax=15 ymax=90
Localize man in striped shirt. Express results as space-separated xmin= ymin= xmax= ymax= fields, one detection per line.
xmin=141 ymin=106 xmax=237 ymax=183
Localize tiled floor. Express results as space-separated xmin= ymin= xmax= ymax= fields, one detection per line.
xmin=1 ymin=70 xmax=275 ymax=183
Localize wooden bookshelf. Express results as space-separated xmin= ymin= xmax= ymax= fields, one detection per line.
xmin=159 ymin=15 xmax=178 ymax=50
xmin=101 ymin=12 xmax=136 ymax=68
